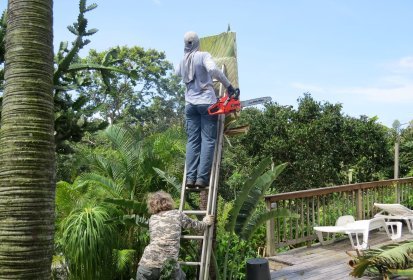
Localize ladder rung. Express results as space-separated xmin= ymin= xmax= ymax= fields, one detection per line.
xmin=182 ymin=235 xmax=205 ymax=240
xmin=180 ymin=261 xmax=201 ymax=266
xmin=185 ymin=187 xmax=209 ymax=192
xmin=182 ymin=210 xmax=207 ymax=215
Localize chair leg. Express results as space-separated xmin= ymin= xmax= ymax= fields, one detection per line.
xmin=347 ymin=233 xmax=356 ymax=250
xmin=361 ymin=230 xmax=369 ymax=249
xmin=316 ymin=231 xmax=327 ymax=245
xmin=404 ymin=218 xmax=413 ymax=233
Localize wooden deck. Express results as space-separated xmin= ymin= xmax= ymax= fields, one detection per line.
xmin=269 ymin=227 xmax=413 ymax=280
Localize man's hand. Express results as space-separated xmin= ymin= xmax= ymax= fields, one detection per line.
xmin=203 ymin=215 xmax=214 ymax=226
xmin=227 ymin=85 xmax=240 ymax=99
xmin=227 ymin=85 xmax=236 ymax=96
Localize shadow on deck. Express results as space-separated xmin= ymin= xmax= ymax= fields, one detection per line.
xmin=269 ymin=227 xmax=413 ymax=280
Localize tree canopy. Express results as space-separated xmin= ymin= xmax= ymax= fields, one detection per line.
xmin=221 ymin=94 xmax=393 ymax=193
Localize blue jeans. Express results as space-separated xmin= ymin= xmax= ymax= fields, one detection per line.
xmin=185 ymin=104 xmax=218 ymax=185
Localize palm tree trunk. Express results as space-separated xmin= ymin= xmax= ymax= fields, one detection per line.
xmin=0 ymin=0 xmax=55 ymax=278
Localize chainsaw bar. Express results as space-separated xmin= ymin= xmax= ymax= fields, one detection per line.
xmin=240 ymin=96 xmax=272 ymax=108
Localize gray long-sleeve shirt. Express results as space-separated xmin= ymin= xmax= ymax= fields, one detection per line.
xmin=176 ymin=51 xmax=231 ymax=105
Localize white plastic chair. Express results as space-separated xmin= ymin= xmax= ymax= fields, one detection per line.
xmin=374 ymin=203 xmax=413 ymax=233
xmin=314 ymin=216 xmax=398 ymax=250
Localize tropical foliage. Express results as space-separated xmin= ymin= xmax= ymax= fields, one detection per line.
xmin=349 ymin=241 xmax=413 ymax=279
xmin=1 ymin=0 xmax=412 ymax=279
xmin=221 ymin=94 xmax=393 ymax=194
xmin=54 ymin=124 xmax=186 ymax=279
xmin=399 ymin=122 xmax=413 ymax=176
xmin=214 ymin=159 xmax=292 ymax=279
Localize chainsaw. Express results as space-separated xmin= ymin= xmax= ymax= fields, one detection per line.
xmin=208 ymin=89 xmax=241 ymax=115
xmin=208 ymin=89 xmax=271 ymax=115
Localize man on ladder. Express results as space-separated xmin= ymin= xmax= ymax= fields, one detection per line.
xmin=175 ymin=31 xmax=238 ymax=189
xmin=175 ymin=30 xmax=240 ymax=280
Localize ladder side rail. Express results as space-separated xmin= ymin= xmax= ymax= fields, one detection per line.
xmin=200 ymin=65 xmax=227 ymax=280
xmin=179 ymin=164 xmax=187 ymax=211
xmin=198 ymin=117 xmax=222 ymax=280
xmin=202 ymin=114 xmax=225 ymax=280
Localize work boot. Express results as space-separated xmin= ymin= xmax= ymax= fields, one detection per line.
xmin=195 ymin=179 xmax=208 ymax=188
xmin=186 ymin=178 xmax=195 ymax=188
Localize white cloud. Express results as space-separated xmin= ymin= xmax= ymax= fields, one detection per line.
xmin=151 ymin=0 xmax=162 ymax=6
xmin=290 ymin=82 xmax=325 ymax=94
xmin=397 ymin=56 xmax=413 ymax=69
xmin=385 ymin=55 xmax=413 ymax=74
xmin=338 ymin=83 xmax=413 ymax=103
xmin=289 ymin=54 xmax=413 ymax=111
xmin=291 ymin=79 xmax=413 ymax=104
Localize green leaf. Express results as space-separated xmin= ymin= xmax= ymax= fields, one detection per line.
xmin=77 ymin=172 xmax=123 ymax=197
xmin=62 ymin=206 xmax=115 ymax=279
xmin=102 ymin=48 xmax=118 ymax=65
xmin=72 ymin=95 xmax=88 ymax=111
xmin=85 ymin=3 xmax=98 ymax=12
xmin=84 ymin=28 xmax=98 ymax=36
xmin=106 ymin=214 xmax=148 ymax=228
xmin=350 ymin=241 xmax=413 ymax=277
xmin=235 ymin=163 xmax=288 ymax=234
xmin=240 ymin=208 xmax=293 ymax=240
xmin=153 ymin=167 xmax=181 ymax=195
xmin=113 ymin=249 xmax=136 ymax=273
xmin=226 ymin=157 xmax=272 ymax=232
xmin=104 ymin=197 xmax=147 ymax=213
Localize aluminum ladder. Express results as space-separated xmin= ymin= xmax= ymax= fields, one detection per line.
xmin=179 ymin=73 xmax=227 ymax=280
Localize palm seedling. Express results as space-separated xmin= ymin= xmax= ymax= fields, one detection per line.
xmin=349 ymin=240 xmax=413 ymax=279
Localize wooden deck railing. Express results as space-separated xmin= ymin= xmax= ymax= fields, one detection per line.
xmin=264 ymin=177 xmax=413 ymax=256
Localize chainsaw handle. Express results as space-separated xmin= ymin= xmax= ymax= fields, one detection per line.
xmin=233 ymin=88 xmax=240 ymax=100
xmin=226 ymin=88 xmax=240 ymax=99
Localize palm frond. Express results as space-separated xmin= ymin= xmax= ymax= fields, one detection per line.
xmin=240 ymin=208 xmax=293 ymax=240
xmin=235 ymin=163 xmax=287 ymax=233
xmin=226 ymin=157 xmax=272 ymax=232
xmin=67 ymin=63 xmax=131 ymax=76
xmin=106 ymin=214 xmax=148 ymax=228
xmin=105 ymin=125 xmax=142 ymax=161
xmin=104 ymin=197 xmax=147 ymax=213
xmin=224 ymin=125 xmax=250 ymax=136
xmin=56 ymin=181 xmax=95 ymax=218
xmin=77 ymin=172 xmax=123 ymax=197
xmin=388 ymin=268 xmax=413 ymax=276
xmin=372 ymin=242 xmax=413 ymax=268
xmin=113 ymin=249 xmax=136 ymax=273
xmin=153 ymin=167 xmax=181 ymax=195
xmin=350 ymin=241 xmax=413 ymax=277
xmin=89 ymin=154 xmax=126 ymax=182
xmin=104 ymin=125 xmax=147 ymax=190
xmin=56 ymin=181 xmax=80 ymax=216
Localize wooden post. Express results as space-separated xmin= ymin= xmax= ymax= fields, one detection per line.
xmin=396 ymin=181 xmax=401 ymax=203
xmin=265 ymin=199 xmax=276 ymax=256
xmin=356 ymin=189 xmax=363 ymax=220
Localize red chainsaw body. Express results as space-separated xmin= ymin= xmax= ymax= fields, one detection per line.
xmin=208 ymin=95 xmax=241 ymax=115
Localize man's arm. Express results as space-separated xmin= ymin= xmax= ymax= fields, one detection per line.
xmin=203 ymin=53 xmax=231 ymax=88
xmin=175 ymin=61 xmax=182 ymax=77
xmin=181 ymin=213 xmax=214 ymax=231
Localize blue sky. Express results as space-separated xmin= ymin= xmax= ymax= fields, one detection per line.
xmin=2 ymin=0 xmax=412 ymax=128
